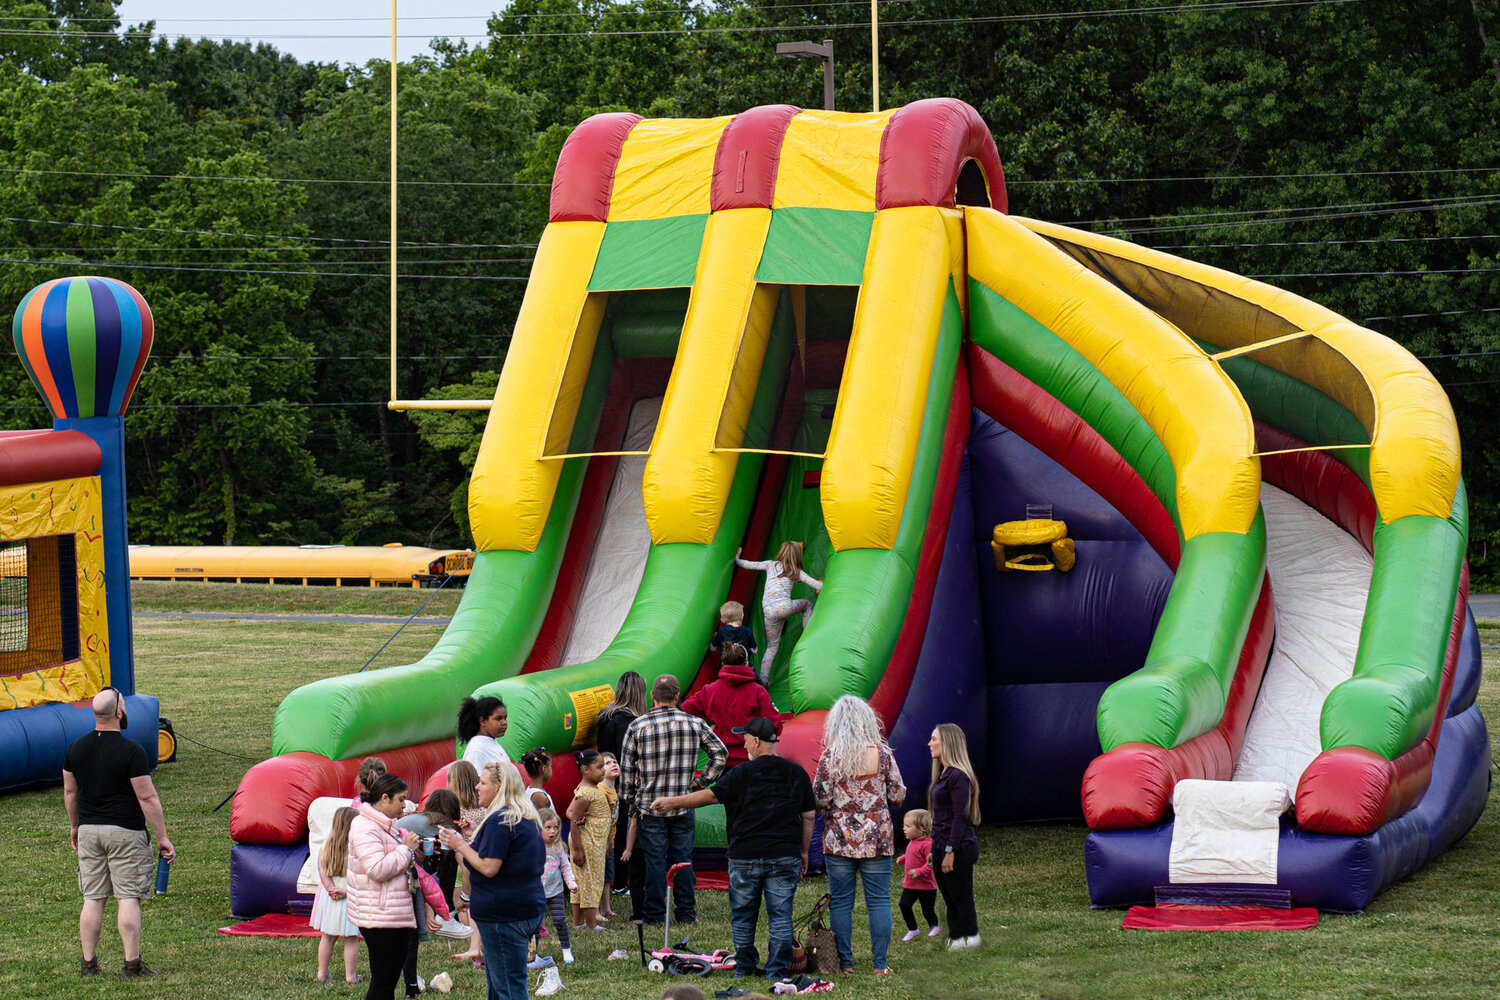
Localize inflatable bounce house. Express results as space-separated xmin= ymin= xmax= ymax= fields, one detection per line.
xmin=231 ymin=100 xmax=1486 ymax=917
xmin=0 ymin=276 xmax=159 ymax=790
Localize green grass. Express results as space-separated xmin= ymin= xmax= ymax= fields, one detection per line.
xmin=0 ymin=591 xmax=1493 ymax=998
xmin=131 ymin=580 xmax=464 ymax=617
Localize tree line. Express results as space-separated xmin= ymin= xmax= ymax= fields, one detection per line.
xmin=3 ymin=1 xmax=1498 ymax=582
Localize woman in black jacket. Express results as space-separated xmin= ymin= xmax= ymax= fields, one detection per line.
xmin=594 ymin=672 xmax=647 ymax=920
xmin=928 ymin=723 xmax=981 ymax=951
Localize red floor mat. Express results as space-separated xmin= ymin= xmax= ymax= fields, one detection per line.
xmin=218 ymin=912 xmax=325 ymax=938
xmin=1123 ymin=903 xmax=1319 ymax=931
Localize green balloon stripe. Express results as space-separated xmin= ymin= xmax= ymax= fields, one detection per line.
xmin=66 ymin=279 xmax=98 ymax=418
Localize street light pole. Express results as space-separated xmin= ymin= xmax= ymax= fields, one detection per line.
xmin=776 ymin=38 xmax=835 ymax=111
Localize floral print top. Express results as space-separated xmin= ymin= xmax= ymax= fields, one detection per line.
xmin=812 ymin=744 xmax=905 ymax=858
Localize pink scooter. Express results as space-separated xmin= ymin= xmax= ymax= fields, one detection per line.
xmin=639 ymin=863 xmax=737 ymax=976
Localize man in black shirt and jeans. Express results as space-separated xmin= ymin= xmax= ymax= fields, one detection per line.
xmin=650 ymin=716 xmax=814 ymax=983
xmin=62 ymin=687 xmax=174 ymax=978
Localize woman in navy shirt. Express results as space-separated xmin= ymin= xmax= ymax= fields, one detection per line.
xmin=928 ymin=724 xmax=981 ymax=951
xmin=438 ymin=763 xmax=544 ymax=1000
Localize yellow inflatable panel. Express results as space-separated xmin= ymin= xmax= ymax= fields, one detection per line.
xmin=469 ymin=221 xmax=607 ymax=552
xmin=643 ymin=208 xmax=775 ymax=544
xmin=609 ymin=117 xmax=731 ymax=222
xmin=772 ymin=110 xmax=894 ymax=212
xmin=1018 ymin=218 xmax=1461 ymax=522
xmin=822 ymin=206 xmax=953 ymax=551
xmin=968 ymin=210 xmax=1260 ymax=539
xmin=0 ymin=475 xmax=107 ymax=710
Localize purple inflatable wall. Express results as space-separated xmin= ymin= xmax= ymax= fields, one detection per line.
xmin=964 ymin=413 xmax=1172 ymax=821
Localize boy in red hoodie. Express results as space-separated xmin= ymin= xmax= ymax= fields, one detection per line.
xmin=681 ymin=644 xmax=782 ymax=767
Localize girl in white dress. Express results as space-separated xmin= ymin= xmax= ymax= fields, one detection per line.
xmin=310 ymin=806 xmax=362 ymax=983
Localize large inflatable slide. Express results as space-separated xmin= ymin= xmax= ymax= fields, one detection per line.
xmin=230 ymin=100 xmax=1487 ymax=916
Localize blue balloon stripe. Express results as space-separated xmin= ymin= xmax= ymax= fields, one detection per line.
xmin=105 ymin=279 xmax=145 ymax=417
xmin=86 ymin=277 xmax=123 ymax=420
xmin=40 ymin=281 xmax=79 ymax=418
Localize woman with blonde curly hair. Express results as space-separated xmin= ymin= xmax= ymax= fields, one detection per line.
xmin=811 ymin=695 xmax=905 ymax=975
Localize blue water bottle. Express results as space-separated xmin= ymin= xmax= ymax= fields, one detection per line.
xmin=154 ymin=855 xmax=170 ymax=895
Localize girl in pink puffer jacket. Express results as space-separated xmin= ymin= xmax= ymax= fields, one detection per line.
xmin=347 ymin=773 xmax=419 ymax=998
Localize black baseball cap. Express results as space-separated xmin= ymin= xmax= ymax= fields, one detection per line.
xmin=732 ymin=717 xmax=779 ymax=742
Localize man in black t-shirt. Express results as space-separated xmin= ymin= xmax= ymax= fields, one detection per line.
xmin=650 ymin=716 xmax=814 ymax=982
xmin=62 ymin=687 xmax=174 ymax=979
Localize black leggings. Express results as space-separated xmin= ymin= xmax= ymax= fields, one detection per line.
xmin=899 ymin=887 xmax=939 ymax=931
xmin=359 ymin=926 xmax=411 ymax=1000
xmin=933 ymin=841 xmax=979 ymax=940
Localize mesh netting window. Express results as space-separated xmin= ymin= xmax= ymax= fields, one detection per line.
xmin=0 ymin=534 xmax=79 ymax=677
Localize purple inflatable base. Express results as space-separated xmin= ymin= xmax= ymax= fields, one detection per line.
xmin=1085 ymin=704 xmax=1490 ymax=913
xmin=230 ymin=841 xmax=314 ymax=919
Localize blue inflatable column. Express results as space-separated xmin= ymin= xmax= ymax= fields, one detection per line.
xmin=53 ymin=414 xmax=135 ymax=694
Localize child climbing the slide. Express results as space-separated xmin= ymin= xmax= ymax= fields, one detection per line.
xmin=310 ymin=806 xmax=363 ymax=984
xmin=537 ymin=808 xmax=577 ymax=964
xmin=709 ymin=601 xmax=757 ymax=660
xmin=735 ymin=541 xmax=822 ymax=684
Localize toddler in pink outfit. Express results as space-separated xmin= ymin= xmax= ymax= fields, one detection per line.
xmin=896 ymin=809 xmax=940 ymax=941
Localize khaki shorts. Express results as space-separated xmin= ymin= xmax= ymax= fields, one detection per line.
xmin=78 ymin=825 xmax=153 ymax=900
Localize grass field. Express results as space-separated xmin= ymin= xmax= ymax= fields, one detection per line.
xmin=0 ymin=583 xmax=1494 ymax=999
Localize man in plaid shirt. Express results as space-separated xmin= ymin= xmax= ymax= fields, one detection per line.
xmin=619 ymin=673 xmax=728 ymax=925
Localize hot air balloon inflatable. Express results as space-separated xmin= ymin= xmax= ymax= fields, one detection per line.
xmin=0 ymin=276 xmax=159 ymax=790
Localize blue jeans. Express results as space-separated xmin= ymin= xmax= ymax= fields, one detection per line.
xmin=823 ymin=854 xmax=893 ymax=971
xmin=474 ymin=914 xmax=541 ymax=1000
xmin=637 ymin=812 xmax=696 ymax=923
xmin=726 ymin=857 xmax=802 ymax=979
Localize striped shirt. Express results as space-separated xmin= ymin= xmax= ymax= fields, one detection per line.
xmin=619 ymin=705 xmax=728 ymax=819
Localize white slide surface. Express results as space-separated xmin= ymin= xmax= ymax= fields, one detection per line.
xmin=560 ymin=397 xmax=661 ymax=667
xmin=1232 ymin=483 xmax=1373 ymax=793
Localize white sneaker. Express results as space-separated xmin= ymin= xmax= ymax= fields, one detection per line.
xmin=434 ymin=917 xmax=473 ymax=940
xmin=945 ymin=937 xmax=969 ymax=951
xmin=535 ymin=966 xmax=565 ymax=996
xmin=964 ymin=935 xmax=982 ymax=949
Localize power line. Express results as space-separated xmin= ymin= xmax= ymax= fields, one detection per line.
xmin=1108 ymin=197 xmax=1500 ymax=235
xmin=1366 ymin=307 xmax=1500 ymax=322
xmin=0 ymin=257 xmax=529 ymax=281
xmin=1 ymin=215 xmax=538 ymax=248
xmin=1249 ymin=267 xmax=1500 ymax=279
xmin=1014 ymin=165 xmax=1500 ymax=185
xmin=0 ymin=165 xmax=547 ymax=188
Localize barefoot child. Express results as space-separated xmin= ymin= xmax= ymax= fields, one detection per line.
xmin=567 ymin=749 xmax=610 ymax=930
xmin=897 ymin=809 xmax=940 ymax=941
xmin=735 ymin=541 xmax=822 ymax=683
xmin=310 ymin=806 xmax=362 ymax=984
xmin=537 ymin=808 xmax=577 ymax=963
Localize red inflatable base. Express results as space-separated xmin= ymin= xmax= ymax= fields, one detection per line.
xmin=1122 ymin=903 xmax=1319 ymax=932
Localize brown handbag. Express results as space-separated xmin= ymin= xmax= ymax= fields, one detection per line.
xmin=793 ymin=893 xmax=841 ymax=975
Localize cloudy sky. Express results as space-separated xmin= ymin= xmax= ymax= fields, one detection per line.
xmin=114 ymin=1 xmax=498 ymax=66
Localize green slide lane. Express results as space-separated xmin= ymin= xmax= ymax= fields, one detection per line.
xmin=480 ymin=290 xmax=799 ymax=756
xmin=787 ymin=282 xmax=964 ymax=712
